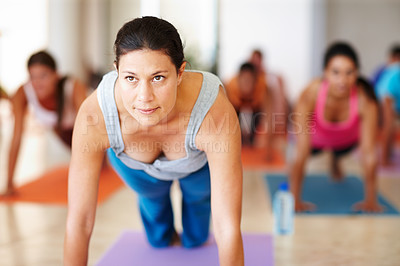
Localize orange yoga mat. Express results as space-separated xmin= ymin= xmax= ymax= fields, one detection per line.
xmin=0 ymin=165 xmax=124 ymax=205
xmin=1 ymin=147 xmax=284 ymax=205
xmin=241 ymin=146 xmax=285 ymax=171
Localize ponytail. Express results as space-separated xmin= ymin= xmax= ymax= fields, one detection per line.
xmin=357 ymin=76 xmax=377 ymax=103
xmin=56 ymin=76 xmax=68 ymax=130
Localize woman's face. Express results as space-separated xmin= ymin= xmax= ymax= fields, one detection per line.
xmin=29 ymin=64 xmax=58 ymax=100
xmin=116 ymin=49 xmax=185 ymax=127
xmin=250 ymin=53 xmax=262 ymax=71
xmin=324 ymin=55 xmax=358 ymax=97
xmin=238 ymin=70 xmax=256 ymax=98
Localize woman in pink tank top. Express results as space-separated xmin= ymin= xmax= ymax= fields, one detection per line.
xmin=290 ymin=42 xmax=383 ymax=213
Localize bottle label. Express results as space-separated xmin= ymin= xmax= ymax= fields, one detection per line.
xmin=274 ymin=192 xmax=294 ymax=235
xmin=280 ymin=198 xmax=291 ymax=230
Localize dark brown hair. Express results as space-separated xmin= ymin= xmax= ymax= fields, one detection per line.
xmin=114 ymin=16 xmax=184 ymax=72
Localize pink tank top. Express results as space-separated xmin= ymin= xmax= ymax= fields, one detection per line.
xmin=311 ymin=80 xmax=360 ymax=150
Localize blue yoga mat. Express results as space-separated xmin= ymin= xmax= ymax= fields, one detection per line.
xmin=265 ymin=173 xmax=399 ymax=215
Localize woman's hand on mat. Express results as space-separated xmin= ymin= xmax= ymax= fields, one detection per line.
xmin=352 ymin=200 xmax=384 ymax=213
xmin=295 ymin=200 xmax=316 ymax=212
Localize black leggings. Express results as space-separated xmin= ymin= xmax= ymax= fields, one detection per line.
xmin=311 ymin=143 xmax=358 ymax=159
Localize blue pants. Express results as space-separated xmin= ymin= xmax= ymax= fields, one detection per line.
xmin=107 ymin=149 xmax=211 ymax=248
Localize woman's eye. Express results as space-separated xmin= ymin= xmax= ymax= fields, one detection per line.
xmin=126 ymin=76 xmax=136 ymax=82
xmin=153 ymin=75 xmax=164 ymax=82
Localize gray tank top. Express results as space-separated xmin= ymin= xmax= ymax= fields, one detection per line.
xmin=97 ymin=70 xmax=222 ymax=180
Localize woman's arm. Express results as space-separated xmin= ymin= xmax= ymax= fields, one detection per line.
xmin=290 ymin=81 xmax=319 ymax=212
xmin=64 ymin=93 xmax=109 ymax=265
xmin=197 ymin=88 xmax=244 ymax=266
xmin=3 ymin=86 xmax=27 ymax=196
xmin=380 ymin=97 xmax=395 ymax=166
xmin=353 ymin=91 xmax=383 ymax=212
xmin=0 ymin=86 xmax=8 ymax=99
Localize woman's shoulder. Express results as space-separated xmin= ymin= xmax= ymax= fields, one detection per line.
xmin=196 ymin=86 xmax=238 ymax=150
xmin=181 ymin=70 xmax=230 ymax=112
xmin=93 ymin=71 xmax=118 ymax=90
xmin=204 ymin=84 xmax=235 ymax=128
xmin=184 ymin=70 xmax=223 ymax=86
xmin=307 ymin=78 xmax=323 ymax=92
xmin=297 ymin=78 xmax=321 ymax=106
xmin=78 ymin=90 xmax=102 ymax=114
xmin=73 ymin=90 xmax=110 ymax=149
xmin=182 ymin=70 xmax=203 ymax=82
xmin=76 ymin=90 xmax=105 ymax=127
xmin=182 ymin=70 xmax=226 ymax=105
xmin=11 ymin=84 xmax=28 ymax=104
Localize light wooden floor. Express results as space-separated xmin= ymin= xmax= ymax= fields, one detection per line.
xmin=0 ymin=110 xmax=399 ymax=266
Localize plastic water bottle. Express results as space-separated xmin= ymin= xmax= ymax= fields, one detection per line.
xmin=273 ymin=182 xmax=294 ymax=235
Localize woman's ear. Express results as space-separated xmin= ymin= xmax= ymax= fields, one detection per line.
xmin=177 ymin=62 xmax=186 ymax=85
xmin=113 ymin=61 xmax=118 ymax=71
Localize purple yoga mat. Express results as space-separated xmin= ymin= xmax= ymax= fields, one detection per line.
xmin=96 ymin=231 xmax=274 ymax=266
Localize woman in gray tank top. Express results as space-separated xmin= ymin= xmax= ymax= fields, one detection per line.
xmin=64 ymin=17 xmax=244 ymax=266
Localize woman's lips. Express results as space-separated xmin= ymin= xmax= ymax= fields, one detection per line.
xmin=136 ymin=107 xmax=159 ymax=115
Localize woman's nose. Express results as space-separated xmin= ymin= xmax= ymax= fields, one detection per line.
xmin=337 ymin=74 xmax=347 ymax=85
xmin=137 ymin=82 xmax=154 ymax=102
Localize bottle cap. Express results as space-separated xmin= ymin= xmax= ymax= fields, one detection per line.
xmin=279 ymin=182 xmax=289 ymax=191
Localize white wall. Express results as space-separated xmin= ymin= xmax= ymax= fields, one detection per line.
xmin=326 ymin=0 xmax=400 ymax=78
xmin=161 ymin=0 xmax=218 ymax=71
xmin=219 ymin=0 xmax=314 ymax=103
xmin=48 ymin=0 xmax=85 ymax=81
xmin=108 ymin=0 xmax=141 ymax=71
xmin=82 ymin=0 xmax=110 ymax=75
xmin=0 ymin=0 xmax=48 ymax=93
xmin=81 ymin=0 xmax=141 ymax=75
xmin=310 ymin=0 xmax=327 ymax=78
xmin=2 ymin=0 xmax=398 ymax=100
